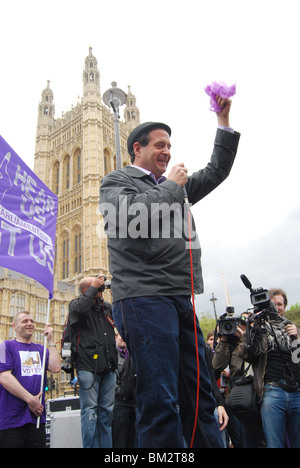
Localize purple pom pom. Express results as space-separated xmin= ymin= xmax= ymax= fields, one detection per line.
xmin=204 ymin=81 xmax=236 ymax=112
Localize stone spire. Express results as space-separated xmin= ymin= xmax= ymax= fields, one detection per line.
xmin=124 ymin=85 xmax=140 ymax=132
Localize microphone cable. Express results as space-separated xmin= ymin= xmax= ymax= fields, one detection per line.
xmin=185 ymin=201 xmax=200 ymax=449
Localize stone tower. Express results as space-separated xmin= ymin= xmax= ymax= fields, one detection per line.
xmin=124 ymin=85 xmax=140 ymax=133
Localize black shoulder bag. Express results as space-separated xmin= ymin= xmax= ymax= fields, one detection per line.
xmin=226 ymin=364 xmax=263 ymax=433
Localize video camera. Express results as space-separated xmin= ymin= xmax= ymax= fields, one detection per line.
xmin=239 ymin=275 xmax=297 ymax=365
xmin=240 ymin=273 xmax=282 ymax=325
xmin=217 ymin=274 xmax=274 ymax=337
xmin=240 ymin=274 xmax=271 ymax=312
xmin=218 ymin=306 xmax=247 ymax=336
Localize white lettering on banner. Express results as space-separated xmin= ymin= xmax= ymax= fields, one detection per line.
xmin=0 ymin=221 xmax=21 ymax=256
xmin=0 ymin=204 xmax=52 ymax=245
xmin=13 ymin=164 xmax=56 ymax=226
xmin=29 ymin=235 xmax=55 ymax=274
xmin=0 ymin=220 xmax=54 ymax=273
xmin=0 ymin=143 xmax=57 ymax=293
xmin=0 ymin=153 xmax=12 ymax=203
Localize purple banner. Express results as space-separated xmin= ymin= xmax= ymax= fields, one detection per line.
xmin=0 ymin=136 xmax=58 ymax=298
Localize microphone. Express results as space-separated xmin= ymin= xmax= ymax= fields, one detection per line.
xmin=183 ymin=186 xmax=189 ymax=204
xmin=240 ymin=274 xmax=253 ymax=291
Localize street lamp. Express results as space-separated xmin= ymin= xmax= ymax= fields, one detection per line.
xmin=210 ymin=293 xmax=218 ymax=322
xmin=103 ymin=81 xmax=127 ymax=170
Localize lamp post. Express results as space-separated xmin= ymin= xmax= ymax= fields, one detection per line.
xmin=103 ymin=82 xmax=127 ymax=170
xmin=210 ymin=293 xmax=218 ymax=322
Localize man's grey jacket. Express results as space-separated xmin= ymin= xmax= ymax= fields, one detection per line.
xmin=100 ymin=128 xmax=240 ymax=302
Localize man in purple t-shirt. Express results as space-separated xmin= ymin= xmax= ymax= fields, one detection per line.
xmin=0 ymin=311 xmax=61 ymax=448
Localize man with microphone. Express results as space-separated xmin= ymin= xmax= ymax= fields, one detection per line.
xmin=100 ymin=95 xmax=240 ymax=448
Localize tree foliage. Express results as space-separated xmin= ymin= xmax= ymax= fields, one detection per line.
xmin=198 ymin=311 xmax=217 ymax=342
xmin=285 ymin=303 xmax=300 ymax=328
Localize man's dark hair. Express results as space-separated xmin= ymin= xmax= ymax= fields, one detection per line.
xmin=130 ymin=132 xmax=150 ymax=163
xmin=269 ymin=288 xmax=288 ymax=307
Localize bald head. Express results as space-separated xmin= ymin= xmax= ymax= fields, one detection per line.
xmin=79 ymin=276 xmax=106 ymax=296
xmin=79 ymin=277 xmax=93 ymax=294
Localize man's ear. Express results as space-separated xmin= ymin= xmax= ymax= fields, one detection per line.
xmin=132 ymin=142 xmax=141 ymax=162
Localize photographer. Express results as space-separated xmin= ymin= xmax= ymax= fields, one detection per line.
xmin=69 ymin=275 xmax=117 ymax=448
xmin=212 ymin=312 xmax=262 ymax=447
xmin=212 ymin=319 xmax=246 ymax=392
xmin=239 ymin=288 xmax=300 ymax=448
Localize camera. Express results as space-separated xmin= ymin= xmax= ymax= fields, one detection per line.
xmin=240 ymin=274 xmax=296 ymax=360
xmin=97 ymin=276 xmax=111 ymax=292
xmin=218 ymin=306 xmax=247 ymax=336
xmin=240 ymin=274 xmax=271 ymax=312
xmin=61 ymin=342 xmax=72 ymax=359
xmin=61 ymin=343 xmax=74 ymax=374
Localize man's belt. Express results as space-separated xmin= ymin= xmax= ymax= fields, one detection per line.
xmin=266 ymin=381 xmax=300 ymax=393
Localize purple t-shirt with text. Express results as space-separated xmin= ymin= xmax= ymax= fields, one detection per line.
xmin=0 ymin=340 xmax=49 ymax=430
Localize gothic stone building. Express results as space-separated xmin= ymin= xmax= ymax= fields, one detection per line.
xmin=35 ymin=46 xmax=140 ymax=285
xmin=0 ymin=47 xmax=140 ymax=395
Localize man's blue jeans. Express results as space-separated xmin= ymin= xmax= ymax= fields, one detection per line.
xmin=113 ymin=295 xmax=223 ymax=448
xmin=260 ymin=381 xmax=300 ymax=448
xmin=78 ymin=369 xmax=116 ymax=448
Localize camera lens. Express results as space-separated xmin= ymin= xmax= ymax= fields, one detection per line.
xmin=224 ymin=322 xmax=235 ymax=333
xmin=220 ymin=318 xmax=237 ymax=335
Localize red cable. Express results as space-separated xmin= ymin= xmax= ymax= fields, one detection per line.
xmin=187 ymin=209 xmax=200 ymax=449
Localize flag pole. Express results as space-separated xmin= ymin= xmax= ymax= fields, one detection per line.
xmin=36 ymin=295 xmax=51 ymax=429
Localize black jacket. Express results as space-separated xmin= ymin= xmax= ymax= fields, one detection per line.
xmin=69 ymin=286 xmax=117 ymax=374
xmin=100 ymin=129 xmax=240 ymax=301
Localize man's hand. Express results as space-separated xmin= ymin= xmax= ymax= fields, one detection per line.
xmin=285 ymin=323 xmax=299 ymax=338
xmin=217 ymin=405 xmax=229 ymax=432
xmin=167 ymin=163 xmax=188 ymax=187
xmin=44 ymin=324 xmax=54 ymax=342
xmin=27 ymin=392 xmax=44 ymax=417
xmin=216 ymin=95 xmax=232 ymax=127
xmin=91 ymin=275 xmax=106 ymax=290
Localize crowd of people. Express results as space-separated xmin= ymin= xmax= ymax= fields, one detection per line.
xmin=208 ymin=287 xmax=300 ymax=448
xmin=0 ymin=95 xmax=299 ymax=449
xmin=0 ymin=282 xmax=299 ymax=449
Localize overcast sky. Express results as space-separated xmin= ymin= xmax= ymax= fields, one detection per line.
xmin=1 ymin=0 xmax=299 ymax=316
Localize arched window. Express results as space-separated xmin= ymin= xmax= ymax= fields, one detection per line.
xmin=53 ymin=161 xmax=60 ymax=195
xmin=104 ymin=149 xmax=111 ymax=176
xmin=63 ymin=155 xmax=71 ymax=190
xmin=74 ymin=230 xmax=82 ymax=274
xmin=62 ymin=234 xmax=69 ymax=279
xmin=74 ymin=149 xmax=81 ymax=184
